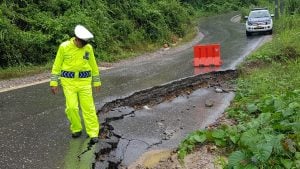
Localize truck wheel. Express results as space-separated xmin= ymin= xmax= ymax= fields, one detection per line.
xmin=246 ymin=31 xmax=251 ymax=36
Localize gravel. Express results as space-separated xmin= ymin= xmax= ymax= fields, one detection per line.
xmin=0 ymin=72 xmax=51 ymax=92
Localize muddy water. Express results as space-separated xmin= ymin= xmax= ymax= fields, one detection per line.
xmin=128 ymin=149 xmax=172 ymax=168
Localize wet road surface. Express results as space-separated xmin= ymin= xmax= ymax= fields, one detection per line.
xmin=0 ymin=12 xmax=270 ymax=169
xmin=96 ymin=70 xmax=237 ymax=168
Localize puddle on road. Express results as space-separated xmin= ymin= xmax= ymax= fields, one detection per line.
xmin=63 ymin=138 xmax=96 ymax=169
xmin=128 ymin=149 xmax=172 ymax=169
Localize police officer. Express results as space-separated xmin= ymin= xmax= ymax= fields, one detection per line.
xmin=50 ymin=25 xmax=100 ymax=143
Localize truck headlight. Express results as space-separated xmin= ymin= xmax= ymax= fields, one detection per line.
xmin=265 ymin=20 xmax=271 ymax=24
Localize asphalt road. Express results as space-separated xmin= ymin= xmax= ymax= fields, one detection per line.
xmin=0 ymin=12 xmax=270 ymax=169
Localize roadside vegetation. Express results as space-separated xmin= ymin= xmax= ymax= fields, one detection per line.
xmin=0 ymin=0 xmax=272 ymax=79
xmin=1 ymin=0 xmax=300 ymax=168
xmin=178 ymin=2 xmax=300 ymax=169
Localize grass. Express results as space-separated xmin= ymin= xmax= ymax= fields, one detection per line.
xmin=235 ymin=14 xmax=300 ymax=102
xmin=178 ymin=14 xmax=300 ymax=168
xmin=237 ymin=60 xmax=300 ymax=101
xmin=0 ymin=63 xmax=53 ymax=80
xmin=110 ymin=23 xmax=199 ymax=62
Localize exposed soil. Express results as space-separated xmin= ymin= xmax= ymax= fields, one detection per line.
xmin=98 ymin=70 xmax=237 ymax=114
xmin=127 ymin=110 xmax=237 ymax=169
xmin=93 ymin=69 xmax=237 ymax=168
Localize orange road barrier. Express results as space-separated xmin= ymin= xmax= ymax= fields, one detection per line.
xmin=193 ymin=44 xmax=222 ymax=67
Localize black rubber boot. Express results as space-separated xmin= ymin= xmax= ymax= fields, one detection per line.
xmin=90 ymin=137 xmax=99 ymax=144
xmin=71 ymin=131 xmax=82 ymax=138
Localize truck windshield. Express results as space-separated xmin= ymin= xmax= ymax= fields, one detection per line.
xmin=249 ymin=10 xmax=270 ymax=18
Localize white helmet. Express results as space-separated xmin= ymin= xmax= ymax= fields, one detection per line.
xmin=74 ymin=25 xmax=94 ymax=41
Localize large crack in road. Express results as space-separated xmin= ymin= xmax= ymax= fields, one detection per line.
xmin=88 ymin=69 xmax=237 ymax=168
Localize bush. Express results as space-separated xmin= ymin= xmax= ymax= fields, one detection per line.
xmin=286 ymin=0 xmax=300 ymax=14
xmin=0 ymin=0 xmax=279 ymax=69
xmin=0 ymin=0 xmax=197 ymax=68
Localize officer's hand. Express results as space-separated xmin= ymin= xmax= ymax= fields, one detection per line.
xmin=51 ymin=86 xmax=59 ymax=95
xmin=94 ymin=86 xmax=101 ymax=93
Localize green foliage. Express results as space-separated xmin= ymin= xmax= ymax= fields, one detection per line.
xmin=179 ymin=89 xmax=300 ymax=168
xmin=0 ymin=0 xmax=195 ymax=68
xmin=156 ymin=0 xmax=190 ymax=38
xmin=180 ymin=0 xmax=263 ymax=13
xmin=286 ymin=0 xmax=300 ymax=15
xmin=227 ymin=151 xmax=248 ymax=169
xmin=0 ymin=0 xmax=269 ymax=70
xmin=178 ymin=7 xmax=300 ymax=168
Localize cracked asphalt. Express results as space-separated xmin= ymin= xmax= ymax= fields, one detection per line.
xmin=0 ymin=12 xmax=271 ymax=169
xmin=95 ymin=70 xmax=237 ymax=168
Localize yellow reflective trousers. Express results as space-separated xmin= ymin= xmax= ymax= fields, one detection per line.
xmin=61 ymin=78 xmax=99 ymax=138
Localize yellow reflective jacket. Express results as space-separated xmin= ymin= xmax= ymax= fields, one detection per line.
xmin=50 ymin=37 xmax=101 ymax=87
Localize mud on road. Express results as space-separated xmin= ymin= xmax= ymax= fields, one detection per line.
xmin=93 ymin=69 xmax=237 ymax=169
